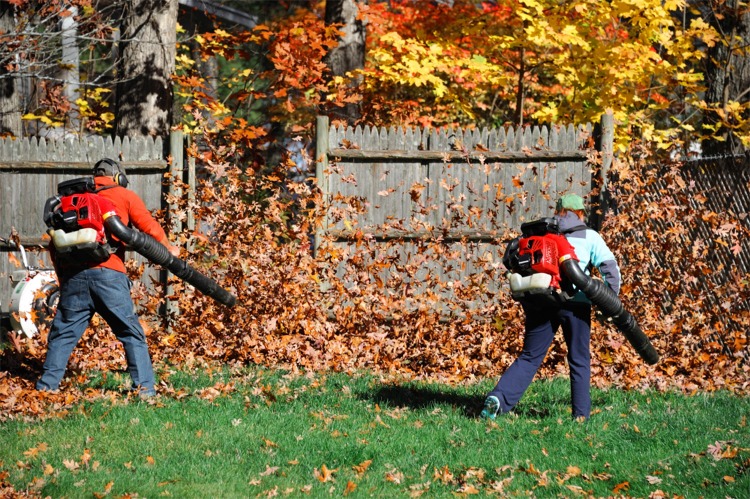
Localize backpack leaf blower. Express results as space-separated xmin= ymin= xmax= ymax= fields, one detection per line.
xmin=505 ymin=217 xmax=659 ymax=365
xmin=44 ymin=178 xmax=237 ymax=308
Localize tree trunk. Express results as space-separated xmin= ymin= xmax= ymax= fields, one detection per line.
xmin=324 ymin=0 xmax=365 ymax=125
xmin=61 ymin=6 xmax=80 ymax=132
xmin=0 ymin=2 xmax=22 ymax=137
xmin=702 ymin=0 xmax=750 ymax=156
xmin=115 ymin=0 xmax=178 ymax=138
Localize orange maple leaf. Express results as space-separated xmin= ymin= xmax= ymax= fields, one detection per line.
xmin=352 ymin=459 xmax=372 ymax=475
xmin=343 ymin=481 xmax=357 ymax=495
xmin=613 ymin=481 xmax=629 ymax=493
xmin=314 ymin=464 xmax=337 ymax=482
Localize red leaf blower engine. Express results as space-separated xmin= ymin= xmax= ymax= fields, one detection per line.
xmin=503 ymin=218 xmax=659 ymax=365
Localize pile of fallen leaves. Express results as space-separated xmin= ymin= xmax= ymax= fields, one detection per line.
xmin=2 ymin=139 xmax=749 ymax=422
xmin=151 ymin=140 xmax=749 ymax=393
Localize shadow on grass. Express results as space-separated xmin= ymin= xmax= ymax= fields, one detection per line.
xmin=359 ymin=379 xmax=580 ymax=420
xmin=361 ymin=384 xmax=484 ymax=418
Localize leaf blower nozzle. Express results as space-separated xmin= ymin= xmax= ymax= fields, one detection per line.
xmin=103 ymin=214 xmax=237 ymax=307
xmin=559 ymin=256 xmax=658 ymax=365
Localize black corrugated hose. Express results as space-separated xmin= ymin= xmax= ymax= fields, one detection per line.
xmin=104 ymin=215 xmax=237 ymax=307
xmin=559 ymin=256 xmax=659 ymax=365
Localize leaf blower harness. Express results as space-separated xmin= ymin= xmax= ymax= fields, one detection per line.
xmin=44 ymin=177 xmax=236 ymax=308
xmin=503 ymin=218 xmax=659 ymax=365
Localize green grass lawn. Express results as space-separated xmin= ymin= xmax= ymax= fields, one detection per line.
xmin=1 ymin=366 xmax=748 ymax=498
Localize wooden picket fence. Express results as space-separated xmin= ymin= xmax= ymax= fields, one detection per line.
xmin=316 ymin=114 xmax=612 ymax=241
xmin=0 ymin=133 xmax=192 ymax=308
xmin=314 ymin=114 xmax=614 ymax=314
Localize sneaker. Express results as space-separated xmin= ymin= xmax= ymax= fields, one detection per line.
xmin=480 ymin=395 xmax=501 ymax=420
xmin=131 ymin=386 xmax=156 ymax=399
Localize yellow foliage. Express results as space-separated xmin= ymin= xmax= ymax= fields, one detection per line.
xmin=356 ymin=0 xmax=713 ymax=150
xmin=175 ymin=53 xmax=195 ymax=69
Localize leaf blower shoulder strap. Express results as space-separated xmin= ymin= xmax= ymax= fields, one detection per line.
xmin=560 ymin=223 xmax=589 ymax=234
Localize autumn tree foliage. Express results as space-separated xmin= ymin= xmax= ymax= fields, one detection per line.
xmin=350 ymin=0 xmax=717 ymax=152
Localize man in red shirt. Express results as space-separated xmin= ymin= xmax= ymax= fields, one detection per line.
xmin=37 ymin=159 xmax=179 ymax=397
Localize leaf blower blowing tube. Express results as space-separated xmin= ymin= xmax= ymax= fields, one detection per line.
xmin=558 ymin=256 xmax=658 ymax=365
xmin=103 ymin=214 xmax=237 ymax=307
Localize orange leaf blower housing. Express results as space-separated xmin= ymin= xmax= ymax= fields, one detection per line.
xmin=510 ymin=217 xmax=579 ymax=289
xmin=516 ymin=232 xmax=577 ymax=288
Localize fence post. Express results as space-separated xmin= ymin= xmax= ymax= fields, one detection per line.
xmin=169 ymin=131 xmax=184 ymax=234
xmin=590 ymin=110 xmax=614 ymax=230
xmin=165 ymin=131 xmax=184 ymax=327
xmin=187 ymin=137 xmax=196 ymax=233
xmin=315 ymin=115 xmax=330 ymax=253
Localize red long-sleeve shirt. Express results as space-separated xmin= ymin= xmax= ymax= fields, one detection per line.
xmin=93 ymin=176 xmax=169 ymax=274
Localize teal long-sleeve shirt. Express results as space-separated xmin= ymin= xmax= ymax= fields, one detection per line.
xmin=555 ymin=211 xmax=621 ymax=301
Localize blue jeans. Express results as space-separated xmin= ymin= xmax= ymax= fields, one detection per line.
xmin=487 ymin=302 xmax=592 ymax=418
xmin=36 ymin=268 xmax=155 ymax=395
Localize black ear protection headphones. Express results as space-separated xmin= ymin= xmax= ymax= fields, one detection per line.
xmin=93 ymin=158 xmax=128 ymax=188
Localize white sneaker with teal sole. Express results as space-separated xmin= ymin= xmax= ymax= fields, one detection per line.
xmin=480 ymin=395 xmax=501 ymax=420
